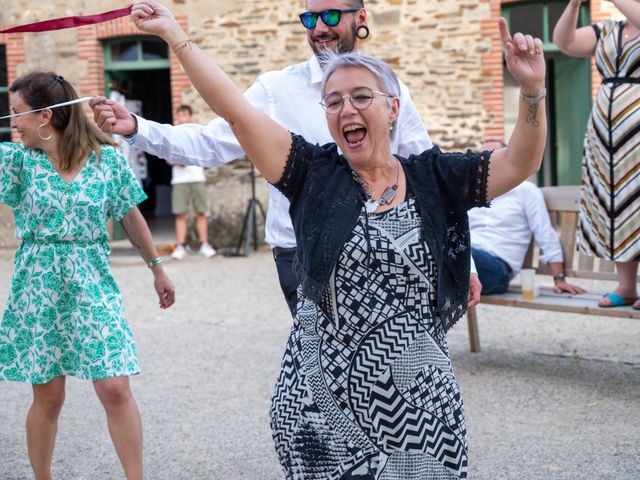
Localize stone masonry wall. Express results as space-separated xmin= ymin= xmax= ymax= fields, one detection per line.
xmin=0 ymin=1 xmax=619 ymax=248
xmin=1 ymin=0 xmax=502 ymax=145
xmin=0 ymin=0 xmax=496 ymax=249
xmin=178 ymin=0 xmax=496 ymax=148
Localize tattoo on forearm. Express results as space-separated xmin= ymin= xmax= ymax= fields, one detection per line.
xmin=527 ymin=103 xmax=539 ymax=127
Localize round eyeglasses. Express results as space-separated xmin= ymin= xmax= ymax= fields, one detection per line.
xmin=320 ymin=87 xmax=393 ymax=115
xmin=299 ymin=8 xmax=360 ymax=29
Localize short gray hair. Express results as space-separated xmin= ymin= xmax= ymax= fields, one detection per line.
xmin=320 ymin=52 xmax=401 ymax=139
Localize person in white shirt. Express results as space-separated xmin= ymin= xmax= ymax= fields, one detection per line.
xmin=168 ymin=105 xmax=216 ymax=259
xmin=469 ymin=140 xmax=585 ymax=295
xmin=90 ymin=0 xmax=481 ymax=314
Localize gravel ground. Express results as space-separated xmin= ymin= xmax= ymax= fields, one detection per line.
xmin=0 ymin=248 xmax=638 ymax=480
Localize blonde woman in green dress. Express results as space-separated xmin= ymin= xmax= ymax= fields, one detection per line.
xmin=0 ymin=71 xmax=175 ymax=480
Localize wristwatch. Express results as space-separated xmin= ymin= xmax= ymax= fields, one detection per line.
xmin=552 ymin=274 xmax=565 ymax=282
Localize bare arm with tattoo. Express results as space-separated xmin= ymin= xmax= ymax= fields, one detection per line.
xmin=120 ymin=206 xmax=176 ymax=309
xmin=485 ymin=19 xmax=548 ymax=200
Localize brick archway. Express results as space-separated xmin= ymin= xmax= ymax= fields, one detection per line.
xmin=76 ymin=15 xmax=191 ymax=115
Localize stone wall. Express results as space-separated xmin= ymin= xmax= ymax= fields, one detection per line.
xmin=0 ymin=0 xmax=494 ymax=249
xmin=202 ymin=158 xmax=268 ymax=251
xmin=171 ymin=0 xmax=495 ymax=148
xmin=1 ymin=0 xmax=499 ymax=144
xmin=0 ymin=0 xmax=617 ymax=248
xmin=172 ymin=0 xmax=496 ymax=249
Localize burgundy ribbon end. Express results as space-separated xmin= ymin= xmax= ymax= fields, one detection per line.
xmin=1 ymin=5 xmax=133 ymax=34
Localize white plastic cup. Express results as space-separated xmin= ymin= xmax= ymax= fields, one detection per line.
xmin=520 ymin=268 xmax=535 ymax=300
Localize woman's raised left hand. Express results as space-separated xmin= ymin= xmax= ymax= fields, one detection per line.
xmin=500 ymin=18 xmax=546 ymax=94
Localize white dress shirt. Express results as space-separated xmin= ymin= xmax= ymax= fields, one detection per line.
xmin=133 ymin=56 xmax=432 ymax=248
xmin=468 ymin=181 xmax=563 ymax=276
xmin=171 ymin=165 xmax=206 ymax=185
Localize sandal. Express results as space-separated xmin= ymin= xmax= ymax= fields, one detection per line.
xmin=598 ymin=292 xmax=636 ymax=308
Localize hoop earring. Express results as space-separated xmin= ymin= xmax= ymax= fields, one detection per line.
xmin=37 ymin=123 xmax=53 ymax=141
xmin=356 ymin=25 xmax=370 ymax=40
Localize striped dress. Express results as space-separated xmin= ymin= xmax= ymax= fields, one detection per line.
xmin=577 ymin=20 xmax=640 ymax=261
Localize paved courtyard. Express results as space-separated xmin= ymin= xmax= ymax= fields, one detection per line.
xmin=0 ymin=248 xmax=638 ymax=479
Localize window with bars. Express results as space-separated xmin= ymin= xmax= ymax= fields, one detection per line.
xmin=0 ymin=45 xmax=9 ymax=142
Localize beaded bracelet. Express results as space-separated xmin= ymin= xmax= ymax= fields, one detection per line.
xmin=520 ymin=88 xmax=547 ymax=105
xmin=147 ymin=257 xmax=163 ymax=269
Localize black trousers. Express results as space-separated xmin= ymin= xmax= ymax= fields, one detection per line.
xmin=272 ymin=247 xmax=298 ymax=316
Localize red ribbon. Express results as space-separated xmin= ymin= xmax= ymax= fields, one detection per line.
xmin=0 ymin=6 xmax=132 ymax=33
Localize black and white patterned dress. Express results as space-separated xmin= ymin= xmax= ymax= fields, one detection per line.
xmin=271 ymin=198 xmax=467 ymax=479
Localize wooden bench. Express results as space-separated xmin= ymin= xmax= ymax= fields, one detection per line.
xmin=465 ymin=185 xmax=640 ymax=353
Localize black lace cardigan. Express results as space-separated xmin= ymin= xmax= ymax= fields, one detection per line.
xmin=274 ymin=133 xmax=491 ymax=331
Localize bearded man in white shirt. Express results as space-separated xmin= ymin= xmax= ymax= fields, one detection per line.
xmin=90 ymin=0 xmax=482 ymax=314
xmin=470 ymin=140 xmax=585 ymax=295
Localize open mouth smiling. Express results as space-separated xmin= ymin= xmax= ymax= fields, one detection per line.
xmin=343 ymin=123 xmax=366 ymax=147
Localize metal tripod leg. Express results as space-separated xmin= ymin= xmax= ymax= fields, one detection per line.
xmin=230 ymin=162 xmax=266 ymax=257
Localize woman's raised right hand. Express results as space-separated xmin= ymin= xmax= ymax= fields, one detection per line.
xmin=131 ymin=0 xmax=182 ymax=42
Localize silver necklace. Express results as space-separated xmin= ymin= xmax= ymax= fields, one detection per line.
xmin=352 ymin=158 xmax=400 ymax=213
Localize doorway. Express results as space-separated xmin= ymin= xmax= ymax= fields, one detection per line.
xmin=103 ymin=37 xmax=173 ymax=222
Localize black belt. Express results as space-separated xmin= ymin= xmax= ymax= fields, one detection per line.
xmin=272 ymin=246 xmax=297 ymax=260
xmin=602 ymin=77 xmax=640 ymax=85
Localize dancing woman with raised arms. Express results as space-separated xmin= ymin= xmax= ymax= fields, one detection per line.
xmin=129 ymin=1 xmax=546 ymax=478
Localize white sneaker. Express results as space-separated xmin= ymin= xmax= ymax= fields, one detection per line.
xmin=171 ymin=244 xmax=189 ymax=260
xmin=199 ymin=242 xmax=217 ymax=258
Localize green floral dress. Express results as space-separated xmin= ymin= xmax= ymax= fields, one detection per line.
xmin=0 ymin=143 xmax=146 ymax=384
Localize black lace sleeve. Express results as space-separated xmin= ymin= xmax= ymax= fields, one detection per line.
xmin=273 ymin=132 xmax=314 ymax=201
xmin=426 ymin=148 xmax=491 ymax=210
xmin=473 ymin=150 xmax=491 ymax=208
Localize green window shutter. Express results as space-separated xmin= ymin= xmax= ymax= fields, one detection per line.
xmin=502 ymin=1 xmax=592 ymax=186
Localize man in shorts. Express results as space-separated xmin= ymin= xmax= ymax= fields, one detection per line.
xmin=169 ymin=105 xmax=216 ymax=259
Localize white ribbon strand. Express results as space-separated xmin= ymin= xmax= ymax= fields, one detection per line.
xmin=0 ymin=96 xmax=94 ymax=120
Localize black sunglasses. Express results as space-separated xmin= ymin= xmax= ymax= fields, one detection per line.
xmin=299 ymin=8 xmax=360 ymax=29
